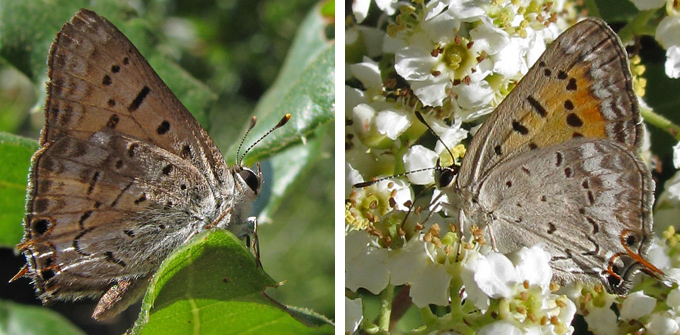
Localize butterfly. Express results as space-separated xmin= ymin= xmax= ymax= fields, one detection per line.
xmin=12 ymin=9 xmax=288 ymax=320
xmin=433 ymin=18 xmax=666 ymax=294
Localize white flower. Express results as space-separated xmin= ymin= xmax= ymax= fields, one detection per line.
xmin=669 ymin=288 xmax=680 ymax=311
xmin=402 ymin=116 xmax=467 ymax=185
xmin=349 ymin=57 xmax=384 ymax=98
xmin=655 ymin=179 xmax=680 ymax=235
xmin=663 ymin=171 xmax=680 ymax=201
xmin=352 ymin=100 xmax=415 ymax=144
xmin=345 ymin=127 xmax=397 ymax=184
xmin=345 ymin=230 xmax=390 ymax=294
xmin=509 ymin=244 xmax=553 ymax=295
xmin=388 ymin=237 xmax=429 ymax=286
xmin=346 ymin=162 xmax=365 ymax=198
xmin=628 ymin=0 xmax=666 ymax=10
xmin=492 ymin=36 xmax=528 ymax=78
xmin=451 ymin=79 xmax=494 ymax=109
xmin=352 ymin=0 xmax=371 ymax=23
xmin=469 ymin=17 xmax=510 ymax=56
xmin=346 ymin=222 xmax=458 ymax=308
xmin=403 ymin=145 xmax=439 ymax=185
xmin=656 ymin=15 xmax=680 ymax=50
xmin=647 ymin=240 xmax=672 ymax=271
xmin=390 ymin=222 xmax=457 ymax=307
xmin=620 ymin=291 xmax=656 ymax=321
xmin=409 ymin=76 xmax=452 ymax=107
xmin=351 ymin=102 xmax=389 ymax=148
xmin=430 ymin=116 xmax=467 ymax=155
xmin=409 ymin=261 xmax=452 ymax=307
xmin=374 ymin=107 xmax=413 ymax=140
xmin=352 ymin=0 xmax=399 ymax=23
xmin=583 ymin=306 xmax=618 ymax=335
xmin=393 ymin=10 xmax=476 ymax=107
xmin=666 ymin=45 xmax=680 ymax=79
xmin=347 ymin=25 xmax=386 ymax=58
xmin=346 ymin=297 xmax=363 ymax=334
xmin=673 ymin=142 xmax=680 ymax=169
xmin=461 ymin=245 xmax=553 ymax=310
xmin=445 ymin=0 xmax=487 ymax=21
xmin=477 ymin=321 xmax=523 ymax=335
xmin=646 ymin=311 xmax=680 ymax=335
xmin=464 ymin=251 xmax=519 ymax=307
xmin=460 ymin=245 xmax=575 ymax=334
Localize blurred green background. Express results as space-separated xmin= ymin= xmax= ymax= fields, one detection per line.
xmin=0 ymin=0 xmax=334 ymax=334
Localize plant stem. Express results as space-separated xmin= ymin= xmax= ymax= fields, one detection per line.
xmin=642 ymin=106 xmax=680 ymax=140
xmin=617 ymin=10 xmax=659 ymax=44
xmin=378 ymin=285 xmax=394 ymax=333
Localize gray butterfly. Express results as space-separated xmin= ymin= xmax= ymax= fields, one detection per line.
xmin=437 ymin=18 xmax=666 ymax=294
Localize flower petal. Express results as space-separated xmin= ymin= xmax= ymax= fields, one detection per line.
xmin=620 ymin=291 xmax=656 ymax=321
xmin=345 ymin=231 xmax=390 ymax=294
xmin=665 ymin=45 xmax=680 ymax=79
xmin=477 ymin=321 xmax=523 ymax=335
xmin=345 ymin=297 xmax=363 ymax=333
xmin=404 ymin=145 xmax=438 ymax=185
xmin=410 ymin=262 xmax=452 ymax=307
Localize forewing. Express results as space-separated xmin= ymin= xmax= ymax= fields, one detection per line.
xmin=44 ymin=9 xmax=230 ymax=183
xmin=456 ymin=18 xmax=641 ymax=189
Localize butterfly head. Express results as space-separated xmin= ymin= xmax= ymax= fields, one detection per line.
xmin=434 ymin=158 xmax=458 ymax=189
xmin=234 ymin=163 xmax=263 ymax=197
xmin=601 ymin=229 xmax=669 ymax=295
xmin=232 ymin=113 xmax=290 ymax=196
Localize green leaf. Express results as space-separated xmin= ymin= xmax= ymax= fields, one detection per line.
xmin=0 ymin=132 xmax=38 ymax=247
xmin=228 ymin=4 xmax=335 ymax=164
xmin=130 ymin=230 xmax=333 ymax=334
xmin=0 ymin=1 xmax=217 ymax=125
xmin=258 ymin=121 xmax=333 ymax=222
xmin=0 ymin=300 xmax=85 ymax=335
xmin=320 ymin=0 xmax=335 ymax=18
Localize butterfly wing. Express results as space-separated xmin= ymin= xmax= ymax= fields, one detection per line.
xmin=43 ymin=9 xmax=230 ymax=183
xmin=456 ymin=18 xmax=641 ymax=190
xmin=19 ymin=9 xmax=237 ymax=315
xmin=472 ymin=138 xmax=658 ymax=293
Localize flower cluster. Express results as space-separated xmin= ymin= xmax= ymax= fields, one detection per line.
xmin=628 ymin=0 xmax=680 ymax=78
xmin=346 ymin=0 xmax=680 ymax=334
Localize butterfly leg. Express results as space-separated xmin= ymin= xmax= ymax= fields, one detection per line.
xmin=92 ymin=275 xmax=152 ymax=320
xmin=246 ymin=217 xmax=262 ymax=267
xmin=456 ymin=209 xmax=466 ymax=260
xmin=485 ymin=223 xmax=499 ymax=252
xmin=234 ymin=217 xmax=262 ymax=267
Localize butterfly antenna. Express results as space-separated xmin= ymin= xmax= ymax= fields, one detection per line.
xmin=414 ymin=111 xmax=456 ymax=165
xmin=238 ymin=114 xmax=291 ymax=165
xmin=355 ymin=112 xmax=461 ymax=188
xmin=236 ymin=116 xmax=258 ymax=166
xmin=353 ymin=166 xmax=438 ymax=188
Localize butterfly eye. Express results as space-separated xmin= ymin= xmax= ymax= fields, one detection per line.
xmin=239 ymin=169 xmax=260 ymax=192
xmin=623 ymin=232 xmax=639 ymax=247
xmin=436 ymin=167 xmax=456 ymax=188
